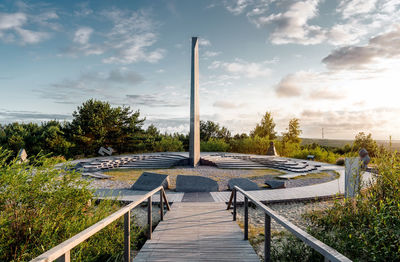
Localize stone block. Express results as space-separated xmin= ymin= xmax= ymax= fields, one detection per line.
xmin=176 ymin=175 xmax=218 ymax=192
xmin=228 ymin=178 xmax=259 ymax=191
xmin=265 ymin=180 xmax=286 ymax=189
xmin=131 ymin=172 xmax=169 ymax=191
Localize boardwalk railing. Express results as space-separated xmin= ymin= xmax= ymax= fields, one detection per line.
xmin=227 ymin=186 xmax=352 ymax=262
xmin=32 ymin=186 xmax=170 ymax=262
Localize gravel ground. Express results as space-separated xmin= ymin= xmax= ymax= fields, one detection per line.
xmin=88 ymin=165 xmax=338 ymax=191
xmin=235 ymin=200 xmax=334 ymax=259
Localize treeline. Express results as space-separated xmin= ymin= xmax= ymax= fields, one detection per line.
xmin=0 ymin=99 xmax=382 ymax=163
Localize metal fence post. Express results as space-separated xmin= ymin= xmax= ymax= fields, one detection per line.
xmin=124 ymin=211 xmax=130 ymax=262
xmin=148 ymin=196 xmax=152 ymax=239
xmin=244 ymin=196 xmax=248 ymax=240
xmin=233 ymin=188 xmax=237 ymax=221
xmin=160 ymin=189 xmax=164 ymax=221
xmin=265 ymin=213 xmax=271 ymax=262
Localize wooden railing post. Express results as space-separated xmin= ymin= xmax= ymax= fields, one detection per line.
xmin=244 ymin=196 xmax=248 ymax=240
xmin=124 ymin=211 xmax=130 ymax=262
xmin=264 ymin=213 xmax=271 ymax=262
xmin=160 ymin=189 xmax=164 ymax=221
xmin=148 ymin=196 xmax=152 ymax=239
xmin=233 ymin=188 xmax=237 ymax=221
xmin=55 ymin=251 xmax=70 ymax=262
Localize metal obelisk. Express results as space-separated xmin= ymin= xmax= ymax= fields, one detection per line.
xmin=189 ymin=37 xmax=200 ymax=167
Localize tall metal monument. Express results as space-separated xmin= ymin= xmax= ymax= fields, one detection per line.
xmin=189 ymin=37 xmax=200 ymax=167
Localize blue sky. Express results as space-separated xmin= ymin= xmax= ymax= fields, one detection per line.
xmin=0 ymin=0 xmax=400 ymax=139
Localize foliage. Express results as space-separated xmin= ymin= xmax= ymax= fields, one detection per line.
xmin=69 ymin=99 xmax=145 ymax=155
xmin=0 ymin=149 xmax=146 ymax=261
xmin=353 ymin=132 xmax=378 ymax=157
xmin=282 ymin=118 xmax=302 ymax=144
xmin=250 ymin=111 xmax=277 ymax=140
xmin=200 ymin=120 xmax=231 ymax=142
xmin=305 ymin=151 xmax=400 ymax=261
xmin=291 ymin=145 xmax=340 ymax=164
xmin=200 ymin=138 xmax=230 ymax=152
xmin=229 ymin=136 xmax=270 ymax=155
xmin=271 ymin=233 xmax=322 ymax=261
xmin=154 ymin=136 xmax=184 ymax=152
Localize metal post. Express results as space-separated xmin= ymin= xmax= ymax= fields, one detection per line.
xmin=148 ymin=196 xmax=152 ymax=239
xmin=55 ymin=251 xmax=70 ymax=262
xmin=264 ymin=214 xmax=271 ymax=262
xmin=160 ymin=189 xmax=164 ymax=221
xmin=244 ymin=196 xmax=248 ymax=240
xmin=124 ymin=211 xmax=130 ymax=262
xmin=233 ymin=188 xmax=237 ymax=221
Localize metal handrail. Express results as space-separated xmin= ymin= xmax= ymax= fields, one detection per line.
xmin=227 ymin=186 xmax=352 ymax=262
xmin=31 ymin=186 xmax=170 ymax=262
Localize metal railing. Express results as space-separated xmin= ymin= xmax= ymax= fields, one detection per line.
xmin=227 ymin=186 xmax=352 ymax=262
xmin=31 ymin=186 xmax=170 ymax=262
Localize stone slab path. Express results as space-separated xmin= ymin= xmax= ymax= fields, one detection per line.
xmin=134 ymin=202 xmax=259 ymax=262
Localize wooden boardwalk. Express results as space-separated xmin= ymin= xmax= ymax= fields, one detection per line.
xmin=134 ymin=202 xmax=259 ymax=262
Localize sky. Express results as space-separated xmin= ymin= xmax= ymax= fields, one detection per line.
xmin=0 ymin=0 xmax=400 ymax=140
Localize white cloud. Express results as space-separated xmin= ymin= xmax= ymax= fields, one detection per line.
xmin=208 ymin=59 xmax=272 ymax=78
xmin=204 ymin=51 xmax=221 ymax=58
xmin=73 ymin=27 xmax=93 ymax=44
xmin=0 ymin=8 xmax=58 ymax=45
xmin=338 ymin=0 xmax=378 ymax=19
xmin=199 ymin=38 xmax=211 ymax=46
xmin=0 ymin=12 xmax=26 ymax=30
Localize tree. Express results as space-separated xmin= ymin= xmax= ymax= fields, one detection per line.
xmin=282 ymin=118 xmax=302 ymax=144
xmin=69 ymin=99 xmax=145 ymax=155
xmin=200 ymin=120 xmax=231 ymax=141
xmin=353 ymin=132 xmax=378 ymax=157
xmin=251 ymin=111 xmax=277 ymax=140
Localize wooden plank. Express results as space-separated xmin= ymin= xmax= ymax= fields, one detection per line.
xmin=31 ymin=186 xmax=166 ymax=262
xmin=134 ymin=202 xmax=259 ymax=262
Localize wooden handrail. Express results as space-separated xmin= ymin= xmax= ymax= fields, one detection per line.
xmin=32 ymin=186 xmax=170 ymax=262
xmin=227 ymin=186 xmax=352 ymax=262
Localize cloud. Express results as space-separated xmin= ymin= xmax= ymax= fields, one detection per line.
xmin=309 ymin=89 xmax=344 ymax=100
xmin=62 ymin=9 xmax=165 ymax=64
xmin=338 ymin=0 xmax=377 ymax=19
xmin=126 ymin=93 xmax=185 ymax=108
xmin=0 ymin=7 xmax=58 ymax=45
xmin=73 ymin=27 xmax=93 ymax=44
xmin=208 ymin=59 xmax=272 ymax=78
xmin=38 ymin=69 xmax=145 ymax=104
xmin=0 ymin=109 xmax=71 ymax=123
xmin=198 ymin=38 xmax=211 ymax=46
xmin=204 ymin=51 xmax=221 ymax=58
xmin=218 ymin=0 xmax=400 ymax=46
xmin=322 ymin=25 xmax=400 ymax=70
xmin=213 ymin=100 xmax=246 ymax=109
xmin=275 ymin=73 xmax=304 ymax=97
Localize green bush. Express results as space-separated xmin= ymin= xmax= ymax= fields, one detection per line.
xmin=201 ymin=138 xmax=230 ymax=152
xmin=305 ymin=152 xmax=400 ymax=261
xmin=291 ymin=146 xmax=340 ymax=164
xmin=229 ymin=136 xmax=270 ymax=154
xmin=0 ymin=149 xmax=146 ymax=261
xmin=154 ymin=136 xmax=184 ymax=152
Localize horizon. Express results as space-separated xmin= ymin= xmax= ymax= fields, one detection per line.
xmin=1 ymin=0 xmax=400 ymax=140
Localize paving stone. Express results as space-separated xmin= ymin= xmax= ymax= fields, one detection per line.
xmin=228 ymin=178 xmax=259 ymax=191
xmin=176 ymin=175 xmax=219 ymax=192
xmin=131 ymin=172 xmax=169 ymax=191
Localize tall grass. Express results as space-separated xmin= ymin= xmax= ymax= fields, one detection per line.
xmin=0 ymin=149 xmax=146 ymax=261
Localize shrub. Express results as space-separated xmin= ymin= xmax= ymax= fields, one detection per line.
xmin=290 ymin=146 xmax=340 ymax=164
xmin=305 ymin=151 xmax=400 ymax=261
xmin=335 ymin=157 xmax=345 ymax=166
xmin=0 ymin=149 xmax=146 ymax=261
xmin=201 ymin=138 xmax=230 ymax=152
xmin=229 ymin=136 xmax=270 ymax=155
xmin=154 ymin=136 xmax=184 ymax=152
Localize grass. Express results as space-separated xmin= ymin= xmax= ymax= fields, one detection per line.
xmin=289 ymin=171 xmax=340 ymax=180
xmin=105 ymin=167 xmax=283 ymax=190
